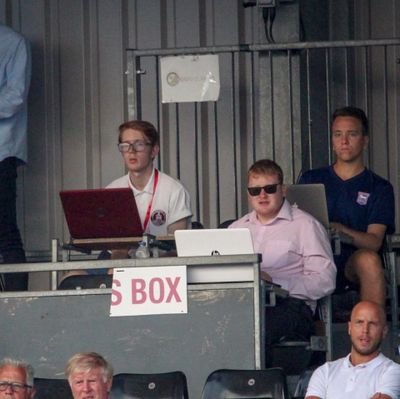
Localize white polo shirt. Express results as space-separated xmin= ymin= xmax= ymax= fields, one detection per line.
xmin=107 ymin=168 xmax=192 ymax=236
xmin=306 ymin=353 xmax=400 ymax=399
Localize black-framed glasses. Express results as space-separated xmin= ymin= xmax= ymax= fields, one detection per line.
xmin=0 ymin=381 xmax=32 ymax=392
xmin=118 ymin=141 xmax=152 ymax=153
xmin=247 ymin=184 xmax=280 ymax=196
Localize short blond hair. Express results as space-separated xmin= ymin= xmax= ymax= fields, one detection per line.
xmin=65 ymin=352 xmax=113 ymax=382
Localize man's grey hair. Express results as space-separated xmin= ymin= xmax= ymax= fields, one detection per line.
xmin=65 ymin=352 xmax=113 ymax=383
xmin=0 ymin=358 xmax=34 ymax=386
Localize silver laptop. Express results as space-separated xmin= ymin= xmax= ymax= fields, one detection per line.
xmin=285 ymin=183 xmax=329 ymax=229
xmin=174 ymin=228 xmax=254 ymax=257
xmin=174 ymin=228 xmax=255 ymax=283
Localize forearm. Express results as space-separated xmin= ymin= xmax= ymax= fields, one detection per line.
xmin=330 ymin=222 xmax=384 ymax=251
xmin=167 ymin=217 xmax=191 ymax=234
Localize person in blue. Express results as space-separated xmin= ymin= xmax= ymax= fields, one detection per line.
xmin=299 ymin=106 xmax=395 ymax=307
xmin=0 ymin=23 xmax=31 ymax=290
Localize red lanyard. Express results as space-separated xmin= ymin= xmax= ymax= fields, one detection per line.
xmin=143 ymin=169 xmax=159 ymax=232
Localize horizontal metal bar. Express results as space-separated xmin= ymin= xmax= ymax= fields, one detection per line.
xmin=128 ymin=38 xmax=400 ymax=57
xmin=0 ymin=254 xmax=261 ymax=273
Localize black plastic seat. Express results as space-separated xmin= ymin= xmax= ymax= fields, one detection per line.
xmin=110 ymin=371 xmax=189 ymax=399
xmin=34 ymin=377 xmax=72 ymax=399
xmin=58 ymin=274 xmax=112 ymax=289
xmin=200 ymin=368 xmax=289 ymax=399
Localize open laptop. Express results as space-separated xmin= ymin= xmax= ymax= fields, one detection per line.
xmin=174 ymin=228 xmax=254 ymax=257
xmin=60 ymin=188 xmax=143 ymax=239
xmin=174 ymin=228 xmax=256 ymax=283
xmin=285 ymin=183 xmax=329 ymax=229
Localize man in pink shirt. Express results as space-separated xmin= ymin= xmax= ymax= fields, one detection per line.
xmin=229 ymin=159 xmax=336 ymax=367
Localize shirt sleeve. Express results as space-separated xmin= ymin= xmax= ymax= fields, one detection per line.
xmin=167 ymin=184 xmax=192 ymax=227
xmin=305 ymin=364 xmax=328 ymax=399
xmin=367 ymin=181 xmax=395 ymax=234
xmin=375 ymin=362 xmax=400 ymax=398
xmin=285 ymin=217 xmax=336 ymax=300
xmin=0 ymin=36 xmax=31 ymax=119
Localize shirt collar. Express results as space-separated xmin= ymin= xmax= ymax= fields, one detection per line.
xmin=128 ymin=168 xmax=155 ymax=195
xmin=344 ymin=352 xmax=385 ymax=370
xmin=249 ymin=199 xmax=293 ymax=225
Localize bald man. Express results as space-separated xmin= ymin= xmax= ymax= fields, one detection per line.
xmin=306 ymin=301 xmax=400 ymax=399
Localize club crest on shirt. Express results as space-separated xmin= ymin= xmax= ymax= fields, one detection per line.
xmin=151 ymin=210 xmax=166 ymax=226
xmin=356 ymin=191 xmax=370 ymax=206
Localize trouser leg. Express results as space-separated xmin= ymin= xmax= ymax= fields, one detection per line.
xmin=0 ymin=157 xmax=27 ymax=291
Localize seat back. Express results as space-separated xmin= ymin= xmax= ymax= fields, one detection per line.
xmin=58 ymin=274 xmax=112 ymax=289
xmin=110 ymin=371 xmax=189 ymax=399
xmin=34 ymin=378 xmax=72 ymax=399
xmin=200 ymin=368 xmax=289 ymax=399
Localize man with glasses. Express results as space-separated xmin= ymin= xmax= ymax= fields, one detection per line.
xmin=108 ymin=120 xmax=192 ymax=237
xmin=0 ymin=358 xmax=35 ymax=399
xmin=229 ymin=159 xmax=336 ymax=367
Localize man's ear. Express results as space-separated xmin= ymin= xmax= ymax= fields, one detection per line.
xmin=282 ymin=184 xmax=287 ymax=196
xmin=363 ymin=135 xmax=369 ymax=149
xmin=382 ymin=323 xmax=389 ymax=339
xmin=151 ymin=144 xmax=160 ymax=160
xmin=29 ymin=387 xmax=36 ymax=399
xmin=107 ymin=377 xmax=113 ymax=392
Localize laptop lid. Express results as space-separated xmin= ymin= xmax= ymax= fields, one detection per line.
xmin=60 ymin=188 xmax=143 ymax=239
xmin=174 ymin=228 xmax=254 ymax=257
xmin=285 ymin=183 xmax=329 ymax=229
xmin=174 ymin=228 xmax=256 ymax=283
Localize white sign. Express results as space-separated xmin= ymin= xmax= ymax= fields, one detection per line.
xmin=160 ymin=54 xmax=220 ymax=103
xmin=110 ymin=266 xmax=188 ymax=317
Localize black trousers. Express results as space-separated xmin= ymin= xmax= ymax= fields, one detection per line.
xmin=0 ymin=157 xmax=27 ymax=290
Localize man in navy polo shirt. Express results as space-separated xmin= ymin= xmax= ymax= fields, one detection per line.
xmin=299 ymin=106 xmax=395 ymax=307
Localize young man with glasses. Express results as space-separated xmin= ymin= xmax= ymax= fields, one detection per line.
xmin=229 ymin=159 xmax=336 ymax=367
xmin=299 ymin=107 xmax=395 ymax=308
xmin=107 ymin=120 xmax=192 ymax=238
xmin=0 ymin=358 xmax=35 ymax=399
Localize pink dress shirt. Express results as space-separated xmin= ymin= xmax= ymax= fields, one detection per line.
xmin=230 ymin=199 xmax=336 ymax=310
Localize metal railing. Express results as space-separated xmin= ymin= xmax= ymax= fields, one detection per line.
xmin=127 ymin=38 xmax=400 ymax=229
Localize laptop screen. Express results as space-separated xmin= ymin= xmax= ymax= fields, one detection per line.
xmin=60 ymin=188 xmax=143 ymax=239
xmin=285 ymin=183 xmax=329 ymax=229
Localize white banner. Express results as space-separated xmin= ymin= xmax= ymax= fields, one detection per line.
xmin=110 ymin=266 xmax=188 ymax=317
xmin=160 ymin=54 xmax=220 ymax=103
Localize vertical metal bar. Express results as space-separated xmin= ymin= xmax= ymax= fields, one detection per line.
xmin=156 ymin=55 xmax=163 ymax=171
xmin=305 ymin=48 xmax=313 ymax=169
xmin=325 ymin=48 xmax=332 ymax=164
xmin=287 ymin=50 xmax=295 ymax=179
xmin=383 ymin=45 xmax=390 ymax=177
xmin=214 ymin=102 xmax=220 ymax=224
xmin=364 ymin=46 xmax=371 ymax=166
xmin=251 ymin=51 xmax=257 ymax=163
xmin=253 ymin=257 xmax=264 ymax=368
xmin=51 ymin=239 xmax=58 ymax=290
xmin=135 ymin=54 xmax=142 ymax=120
xmin=344 ymin=47 xmax=350 ymax=105
xmin=176 ymin=103 xmax=181 ymax=179
xmin=126 ymin=51 xmax=136 ymax=120
xmin=269 ymin=50 xmax=275 ymax=161
xmin=231 ymin=51 xmax=239 ymax=219
xmin=194 ymin=104 xmax=201 ymax=220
